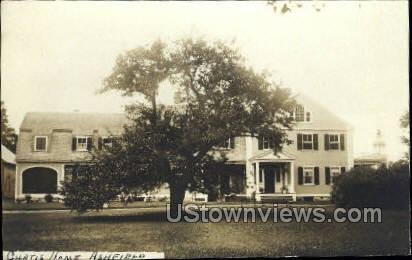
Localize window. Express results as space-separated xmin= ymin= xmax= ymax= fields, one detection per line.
xmin=328 ymin=134 xmax=340 ymax=150
xmin=76 ymin=137 xmax=88 ymax=151
xmin=258 ymin=136 xmax=273 ymax=150
xmin=293 ymin=105 xmax=311 ymax=122
xmin=325 ymin=134 xmax=345 ymax=151
xmin=102 ymin=137 xmax=113 ymax=148
xmin=262 ymin=137 xmax=270 ymax=149
xmin=303 ymin=167 xmax=314 ymax=185
xmin=295 ymin=105 xmax=305 ymax=122
xmin=330 ymin=167 xmax=340 ymax=184
xmin=72 ymin=136 xmax=92 ymax=151
xmin=303 ymin=134 xmax=313 ymax=150
xmin=34 ymin=136 xmax=47 ymax=151
xmin=298 ymin=133 xmax=318 ymax=150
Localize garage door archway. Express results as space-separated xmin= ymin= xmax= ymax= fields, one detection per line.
xmin=22 ymin=167 xmax=58 ymax=194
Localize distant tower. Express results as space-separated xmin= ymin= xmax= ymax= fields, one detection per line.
xmin=373 ymin=129 xmax=386 ymax=154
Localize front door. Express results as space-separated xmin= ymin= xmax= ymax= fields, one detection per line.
xmin=264 ymin=167 xmax=275 ymax=193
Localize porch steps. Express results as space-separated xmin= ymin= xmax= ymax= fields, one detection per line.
xmin=258 ymin=194 xmax=295 ymax=203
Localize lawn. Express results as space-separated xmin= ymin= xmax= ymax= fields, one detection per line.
xmin=2 ymin=207 xmax=410 ymax=258
xmin=2 ymin=199 xmax=167 ymax=211
xmin=2 ymin=198 xmax=332 ymax=211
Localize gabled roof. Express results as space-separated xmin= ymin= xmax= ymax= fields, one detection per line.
xmin=292 ymin=93 xmax=352 ymax=130
xmin=1 ymin=144 xmax=16 ymax=165
xmin=20 ymin=112 xmax=128 ymax=135
xmin=250 ymin=149 xmax=295 ymax=162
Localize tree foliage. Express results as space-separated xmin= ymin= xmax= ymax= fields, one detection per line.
xmin=332 ymin=162 xmax=410 ymax=210
xmin=399 ymin=111 xmax=410 ymax=160
xmin=1 ymin=101 xmax=17 ymax=153
xmin=63 ymin=38 xmax=295 ymax=213
xmin=267 ymin=0 xmax=324 ymax=14
xmin=400 ymin=111 xmax=409 ymax=144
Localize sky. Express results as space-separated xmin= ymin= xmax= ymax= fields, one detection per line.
xmin=1 ymin=1 xmax=409 ymax=161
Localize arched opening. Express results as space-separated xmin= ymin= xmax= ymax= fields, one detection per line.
xmin=22 ymin=167 xmax=58 ymax=194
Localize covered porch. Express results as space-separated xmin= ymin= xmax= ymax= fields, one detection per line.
xmin=251 ymin=150 xmax=296 ymax=202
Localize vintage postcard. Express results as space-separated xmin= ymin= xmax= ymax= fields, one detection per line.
xmin=1 ymin=1 xmax=410 ymax=258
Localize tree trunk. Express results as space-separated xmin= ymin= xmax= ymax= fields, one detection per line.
xmin=168 ymin=180 xmax=187 ymax=219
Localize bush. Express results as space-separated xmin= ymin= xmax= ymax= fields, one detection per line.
xmin=44 ymin=194 xmax=53 ymax=203
xmin=60 ymin=164 xmax=120 ymax=212
xmin=24 ymin=195 xmax=32 ymax=204
xmin=332 ymin=161 xmax=410 ymax=209
xmin=135 ymin=196 xmax=145 ymax=202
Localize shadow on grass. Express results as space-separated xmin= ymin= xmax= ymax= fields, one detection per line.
xmin=72 ymin=212 xmax=168 ymax=223
xmin=70 ymin=207 xmax=344 ymax=224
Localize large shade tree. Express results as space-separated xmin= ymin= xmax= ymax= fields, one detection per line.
xmin=62 ymin=38 xmax=295 ymax=215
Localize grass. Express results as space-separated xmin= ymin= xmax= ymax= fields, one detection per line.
xmin=2 ymin=199 xmax=167 ymax=211
xmin=2 ymin=198 xmax=333 ymax=211
xmin=2 ymin=207 xmax=410 ymax=257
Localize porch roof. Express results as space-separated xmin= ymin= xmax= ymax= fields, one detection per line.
xmin=249 ymin=150 xmax=295 ymax=162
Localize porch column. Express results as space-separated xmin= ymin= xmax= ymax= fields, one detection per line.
xmin=255 ymin=162 xmax=261 ymax=201
xmin=289 ymin=161 xmax=295 ymax=194
xmin=245 ymin=136 xmax=255 ymax=197
xmin=15 ymin=165 xmax=21 ymax=200
xmin=255 ymin=162 xmax=260 ymax=194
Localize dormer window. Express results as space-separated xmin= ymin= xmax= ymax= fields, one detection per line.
xmin=72 ymin=136 xmax=92 ymax=152
xmin=98 ymin=137 xmax=114 ymax=150
xmin=103 ymin=137 xmax=113 ymax=148
xmin=291 ymin=105 xmax=311 ymax=122
xmin=34 ymin=136 xmax=48 ymax=152
xmin=77 ymin=137 xmax=88 ymax=151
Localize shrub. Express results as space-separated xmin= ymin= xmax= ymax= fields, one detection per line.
xmin=24 ymin=194 xmax=32 ymax=204
xmin=44 ymin=194 xmax=53 ymax=203
xmin=135 ymin=196 xmax=145 ymax=202
xmin=60 ymin=164 xmax=120 ymax=212
xmin=332 ymin=161 xmax=410 ymax=210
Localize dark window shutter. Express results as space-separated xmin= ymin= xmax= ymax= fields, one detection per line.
xmin=298 ymin=167 xmax=303 ymax=185
xmin=258 ymin=136 xmax=263 ymax=150
xmin=341 ymin=167 xmax=346 ymax=174
xmin=313 ymin=134 xmax=318 ymax=150
xmin=31 ymin=136 xmax=35 ymax=152
xmin=72 ymin=137 xmax=77 ymax=151
xmin=230 ymin=137 xmax=235 ymax=149
xmin=314 ymin=167 xmax=320 ymax=185
xmin=297 ymin=134 xmax=303 ymax=150
xmin=98 ymin=137 xmax=103 ymax=150
xmin=340 ymin=134 xmax=345 ymax=150
xmin=87 ymin=137 xmax=93 ymax=151
xmin=325 ymin=167 xmax=331 ymax=185
xmin=324 ymin=134 xmax=329 ymax=150
xmin=306 ymin=112 xmax=311 ymax=122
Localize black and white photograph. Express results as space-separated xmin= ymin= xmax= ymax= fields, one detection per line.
xmin=1 ymin=1 xmax=410 ymax=258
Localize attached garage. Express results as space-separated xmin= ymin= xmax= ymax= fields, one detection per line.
xmin=22 ymin=167 xmax=58 ymax=194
